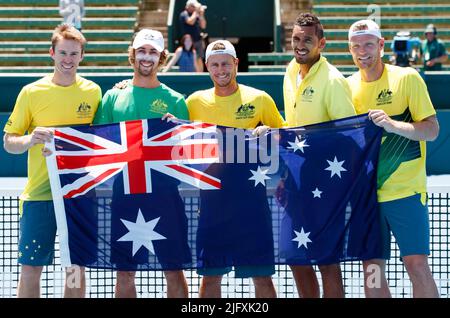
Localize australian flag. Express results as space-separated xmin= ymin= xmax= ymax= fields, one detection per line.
xmin=277 ymin=115 xmax=383 ymax=265
xmin=46 ymin=115 xmax=383 ymax=270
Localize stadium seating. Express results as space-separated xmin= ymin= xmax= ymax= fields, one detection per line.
xmin=0 ymin=41 xmax=129 ymax=52
xmin=0 ymin=0 xmax=183 ymax=74
xmin=0 ymin=66 xmax=133 ymax=74
xmin=0 ymin=0 xmax=138 ymax=4
xmin=257 ymin=0 xmax=450 ymax=72
xmin=313 ymin=0 xmax=443 ymax=4
xmin=0 ymin=0 xmax=142 ymax=72
xmin=1 ymin=0 xmax=449 ymax=74
xmin=0 ymin=29 xmax=134 ymax=40
xmin=0 ymin=7 xmax=137 ymax=17
xmin=313 ymin=4 xmax=450 ymax=15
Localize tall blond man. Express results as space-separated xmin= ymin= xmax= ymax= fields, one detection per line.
xmin=347 ymin=19 xmax=439 ymax=298
xmin=3 ymin=24 xmax=102 ymax=298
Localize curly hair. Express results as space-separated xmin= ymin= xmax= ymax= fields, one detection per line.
xmin=294 ymin=13 xmax=324 ymax=39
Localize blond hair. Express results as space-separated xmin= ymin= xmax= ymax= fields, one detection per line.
xmin=51 ymin=24 xmax=86 ymax=52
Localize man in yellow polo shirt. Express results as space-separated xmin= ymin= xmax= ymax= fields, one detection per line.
xmin=187 ymin=40 xmax=285 ymax=298
xmin=3 ymin=24 xmax=101 ymax=297
xmin=282 ymin=13 xmax=356 ymax=298
xmin=347 ymin=19 xmax=439 ymax=298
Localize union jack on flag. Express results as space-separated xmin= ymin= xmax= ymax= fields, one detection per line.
xmin=49 ymin=119 xmax=221 ymax=198
xmin=45 ymin=118 xmax=225 ymax=269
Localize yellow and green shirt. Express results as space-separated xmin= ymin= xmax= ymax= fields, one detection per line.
xmin=3 ymin=75 xmax=102 ymax=201
xmin=283 ymin=56 xmax=356 ymax=127
xmin=186 ymin=84 xmax=285 ymax=129
xmin=346 ymin=64 xmax=436 ymax=202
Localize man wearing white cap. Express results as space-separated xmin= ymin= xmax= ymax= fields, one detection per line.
xmin=94 ymin=29 xmax=191 ymax=298
xmin=187 ymin=39 xmax=285 ymax=298
xmin=179 ymin=0 xmax=207 ymax=71
xmin=347 ymin=19 xmax=440 ymax=298
xmin=282 ymin=12 xmax=356 ymax=299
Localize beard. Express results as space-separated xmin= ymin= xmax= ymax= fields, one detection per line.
xmin=134 ymin=53 xmax=160 ymax=77
xmin=294 ymin=51 xmax=320 ymax=65
xmin=136 ymin=62 xmax=158 ymax=77
xmin=354 ymin=55 xmax=377 ymax=70
xmin=137 ymin=66 xmax=155 ymax=76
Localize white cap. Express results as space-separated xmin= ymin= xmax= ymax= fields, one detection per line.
xmin=205 ymin=40 xmax=237 ymax=62
xmin=132 ymin=29 xmax=164 ymax=52
xmin=186 ymin=0 xmax=199 ymax=7
xmin=348 ymin=19 xmax=382 ymax=41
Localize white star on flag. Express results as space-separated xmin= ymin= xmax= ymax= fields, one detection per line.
xmin=325 ymin=156 xmax=347 ymax=178
xmin=292 ymin=227 xmax=312 ymax=249
xmin=117 ymin=209 xmax=166 ymax=256
xmin=248 ymin=166 xmax=271 ymax=187
xmin=288 ymin=137 xmax=309 ymax=153
xmin=312 ymin=187 xmax=322 ymax=198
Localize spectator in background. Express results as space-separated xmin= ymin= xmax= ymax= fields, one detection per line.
xmin=59 ymin=0 xmax=85 ymax=31
xmin=163 ymin=34 xmax=199 ymax=72
xmin=179 ymin=0 xmax=207 ymax=72
xmin=421 ymin=24 xmax=448 ymax=71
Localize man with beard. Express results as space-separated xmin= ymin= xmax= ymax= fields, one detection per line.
xmin=93 ymin=29 xmax=190 ymax=298
xmin=186 ymin=40 xmax=285 ymax=298
xmin=347 ymin=19 xmax=439 ymax=298
xmin=282 ymin=13 xmax=356 ymax=298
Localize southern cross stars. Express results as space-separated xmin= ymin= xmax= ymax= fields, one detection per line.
xmin=117 ymin=209 xmax=166 ymax=256
xmin=325 ymin=156 xmax=347 ymax=178
xmin=312 ymin=187 xmax=322 ymax=198
xmin=288 ymin=137 xmax=309 ymax=153
xmin=249 ymin=166 xmax=271 ymax=187
xmin=292 ymin=227 xmax=312 ymax=249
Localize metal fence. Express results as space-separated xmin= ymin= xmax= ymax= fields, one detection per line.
xmin=0 ymin=187 xmax=448 ymax=298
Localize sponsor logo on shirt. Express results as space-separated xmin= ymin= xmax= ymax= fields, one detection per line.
xmin=235 ymin=103 xmax=256 ymax=119
xmin=376 ymin=89 xmax=393 ymax=106
xmin=301 ymin=86 xmax=315 ymax=102
xmin=150 ymin=99 xmax=168 ymax=115
xmin=76 ymin=102 xmax=92 ymax=119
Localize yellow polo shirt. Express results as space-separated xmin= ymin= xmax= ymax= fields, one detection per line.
xmin=347 ymin=64 xmax=436 ymax=202
xmin=187 ymin=84 xmax=285 ymax=129
xmin=4 ymin=75 xmax=102 ymax=201
xmin=283 ymin=56 xmax=356 ymax=127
